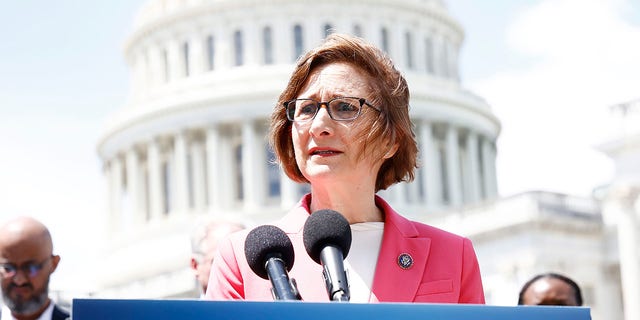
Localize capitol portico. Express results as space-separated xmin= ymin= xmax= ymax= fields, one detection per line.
xmin=97 ymin=0 xmax=499 ymax=242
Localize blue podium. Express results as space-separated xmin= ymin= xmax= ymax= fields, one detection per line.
xmin=72 ymin=299 xmax=590 ymax=320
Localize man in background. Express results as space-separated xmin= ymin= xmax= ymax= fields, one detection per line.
xmin=518 ymin=272 xmax=583 ymax=306
xmin=0 ymin=216 xmax=69 ymax=320
xmin=190 ymin=218 xmax=245 ymax=297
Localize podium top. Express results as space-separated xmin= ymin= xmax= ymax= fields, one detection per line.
xmin=72 ymin=299 xmax=590 ymax=320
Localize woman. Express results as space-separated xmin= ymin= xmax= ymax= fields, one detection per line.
xmin=205 ymin=33 xmax=485 ymax=303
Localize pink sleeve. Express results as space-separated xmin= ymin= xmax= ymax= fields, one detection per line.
xmin=204 ymin=235 xmax=245 ymax=300
xmin=459 ymin=238 xmax=486 ymax=304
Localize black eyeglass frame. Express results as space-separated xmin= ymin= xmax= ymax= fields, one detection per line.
xmin=283 ymin=96 xmax=381 ymax=122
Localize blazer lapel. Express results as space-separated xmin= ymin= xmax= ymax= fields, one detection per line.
xmin=370 ymin=197 xmax=431 ymax=302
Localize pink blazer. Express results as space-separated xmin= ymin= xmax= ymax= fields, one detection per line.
xmin=205 ymin=194 xmax=485 ymax=304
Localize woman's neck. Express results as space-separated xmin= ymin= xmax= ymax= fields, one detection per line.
xmin=308 ymin=185 xmax=383 ymax=224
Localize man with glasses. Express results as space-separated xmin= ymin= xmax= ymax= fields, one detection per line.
xmin=0 ymin=216 xmax=69 ymax=320
xmin=191 ymin=218 xmax=245 ymax=298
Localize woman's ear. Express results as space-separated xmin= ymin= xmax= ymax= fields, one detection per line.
xmin=383 ymin=143 xmax=399 ymax=159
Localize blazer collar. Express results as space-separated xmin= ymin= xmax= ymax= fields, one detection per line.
xmin=275 ymin=194 xmax=432 ymax=302
xmin=370 ymin=196 xmax=431 ymax=302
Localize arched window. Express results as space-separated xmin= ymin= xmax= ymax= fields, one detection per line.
xmin=206 ymin=35 xmax=215 ymax=70
xmin=405 ymin=31 xmax=413 ymax=69
xmin=323 ymin=23 xmax=333 ymax=38
xmin=266 ymin=146 xmax=280 ymax=197
xmin=353 ymin=24 xmax=363 ymax=37
xmin=234 ymin=30 xmax=244 ymax=66
xmin=380 ymin=27 xmax=389 ymax=53
xmin=425 ymin=37 xmax=434 ymax=74
xmin=162 ymin=49 xmax=169 ymax=82
xmin=263 ymin=26 xmax=274 ymax=65
xmin=441 ymin=39 xmax=449 ymax=77
xmin=182 ymin=41 xmax=190 ymax=76
xmin=293 ymin=24 xmax=303 ymax=61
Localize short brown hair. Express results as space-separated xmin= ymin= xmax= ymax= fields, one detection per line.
xmin=269 ymin=33 xmax=418 ymax=191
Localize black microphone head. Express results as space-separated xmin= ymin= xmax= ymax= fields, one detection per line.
xmin=244 ymin=225 xmax=295 ymax=280
xmin=303 ymin=209 xmax=352 ymax=264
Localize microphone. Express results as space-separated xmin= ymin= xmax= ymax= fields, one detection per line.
xmin=244 ymin=225 xmax=301 ymax=300
xmin=303 ymin=209 xmax=352 ymax=302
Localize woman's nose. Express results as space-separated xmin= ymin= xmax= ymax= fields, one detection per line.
xmin=309 ymin=106 xmax=333 ymax=136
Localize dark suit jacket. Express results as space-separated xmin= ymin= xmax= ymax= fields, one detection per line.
xmin=53 ymin=304 xmax=70 ymax=320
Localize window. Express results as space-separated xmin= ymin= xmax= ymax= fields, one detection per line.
xmin=405 ymin=31 xmax=413 ymax=69
xmin=183 ymin=41 xmax=190 ymax=76
xmin=162 ymin=161 xmax=172 ymax=214
xmin=323 ymin=23 xmax=333 ymax=38
xmin=441 ymin=39 xmax=449 ymax=77
xmin=234 ymin=144 xmax=243 ymax=200
xmin=263 ymin=26 xmax=273 ymax=65
xmin=293 ymin=24 xmax=303 ymax=61
xmin=425 ymin=37 xmax=434 ymax=74
xmin=353 ymin=24 xmax=363 ymax=37
xmin=206 ymin=35 xmax=215 ymax=70
xmin=234 ymin=30 xmax=244 ymax=66
xmin=187 ymin=153 xmax=194 ymax=208
xmin=380 ymin=27 xmax=389 ymax=53
xmin=266 ymin=146 xmax=280 ymax=197
xmin=162 ymin=49 xmax=169 ymax=82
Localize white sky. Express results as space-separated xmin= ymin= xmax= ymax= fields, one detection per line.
xmin=0 ymin=0 xmax=638 ymax=290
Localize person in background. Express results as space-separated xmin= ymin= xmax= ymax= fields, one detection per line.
xmin=518 ymin=272 xmax=583 ymax=306
xmin=190 ymin=218 xmax=245 ymax=297
xmin=205 ymin=33 xmax=485 ymax=303
xmin=0 ymin=216 xmax=69 ymax=320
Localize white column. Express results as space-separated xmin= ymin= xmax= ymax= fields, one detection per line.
xmin=466 ymin=131 xmax=481 ymax=204
xmin=173 ymin=132 xmax=189 ymax=214
xmin=245 ymin=25 xmax=258 ymax=67
xmin=406 ymin=179 xmax=420 ymax=203
xmin=206 ymin=126 xmax=222 ymax=212
xmin=391 ymin=183 xmax=406 ymax=205
xmin=147 ymin=139 xmax=163 ymax=220
xmin=487 ymin=139 xmax=499 ymax=198
xmin=191 ymin=139 xmax=207 ymax=212
xmin=420 ymin=120 xmax=442 ymax=207
xmin=125 ymin=148 xmax=144 ymax=225
xmin=620 ymin=192 xmax=640 ymax=320
xmin=280 ymin=171 xmax=298 ymax=208
xmin=481 ymin=137 xmax=498 ymax=199
xmin=445 ymin=125 xmax=462 ymax=206
xmin=274 ymin=18 xmax=292 ymax=64
xmin=166 ymin=39 xmax=180 ymax=82
xmin=190 ymin=33 xmax=205 ymax=75
xmin=215 ymin=27 xmax=231 ymax=70
xmin=390 ymin=24 xmax=406 ymax=69
xmin=110 ymin=157 xmax=123 ymax=233
xmin=241 ymin=120 xmax=266 ymax=209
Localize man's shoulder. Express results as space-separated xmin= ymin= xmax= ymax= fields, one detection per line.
xmin=52 ymin=304 xmax=70 ymax=320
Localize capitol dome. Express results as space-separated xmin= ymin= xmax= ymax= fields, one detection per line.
xmin=95 ymin=0 xmax=500 ymax=297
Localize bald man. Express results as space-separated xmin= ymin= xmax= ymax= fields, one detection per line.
xmin=0 ymin=217 xmax=69 ymax=320
xmin=518 ymin=272 xmax=583 ymax=306
xmin=190 ymin=219 xmax=245 ymax=297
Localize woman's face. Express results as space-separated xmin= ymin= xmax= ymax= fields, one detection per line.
xmin=291 ymin=62 xmax=383 ymax=188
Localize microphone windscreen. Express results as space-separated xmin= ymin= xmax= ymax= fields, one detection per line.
xmin=244 ymin=225 xmax=295 ymax=279
xmin=303 ymin=209 xmax=352 ymax=264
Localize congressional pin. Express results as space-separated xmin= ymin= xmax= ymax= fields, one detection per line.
xmin=397 ymin=253 xmax=413 ymax=270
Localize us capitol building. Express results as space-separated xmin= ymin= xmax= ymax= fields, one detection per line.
xmin=87 ymin=1 xmax=637 ymax=320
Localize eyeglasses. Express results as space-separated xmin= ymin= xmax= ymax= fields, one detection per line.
xmin=0 ymin=256 xmax=52 ymax=279
xmin=284 ymin=97 xmax=380 ymax=122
